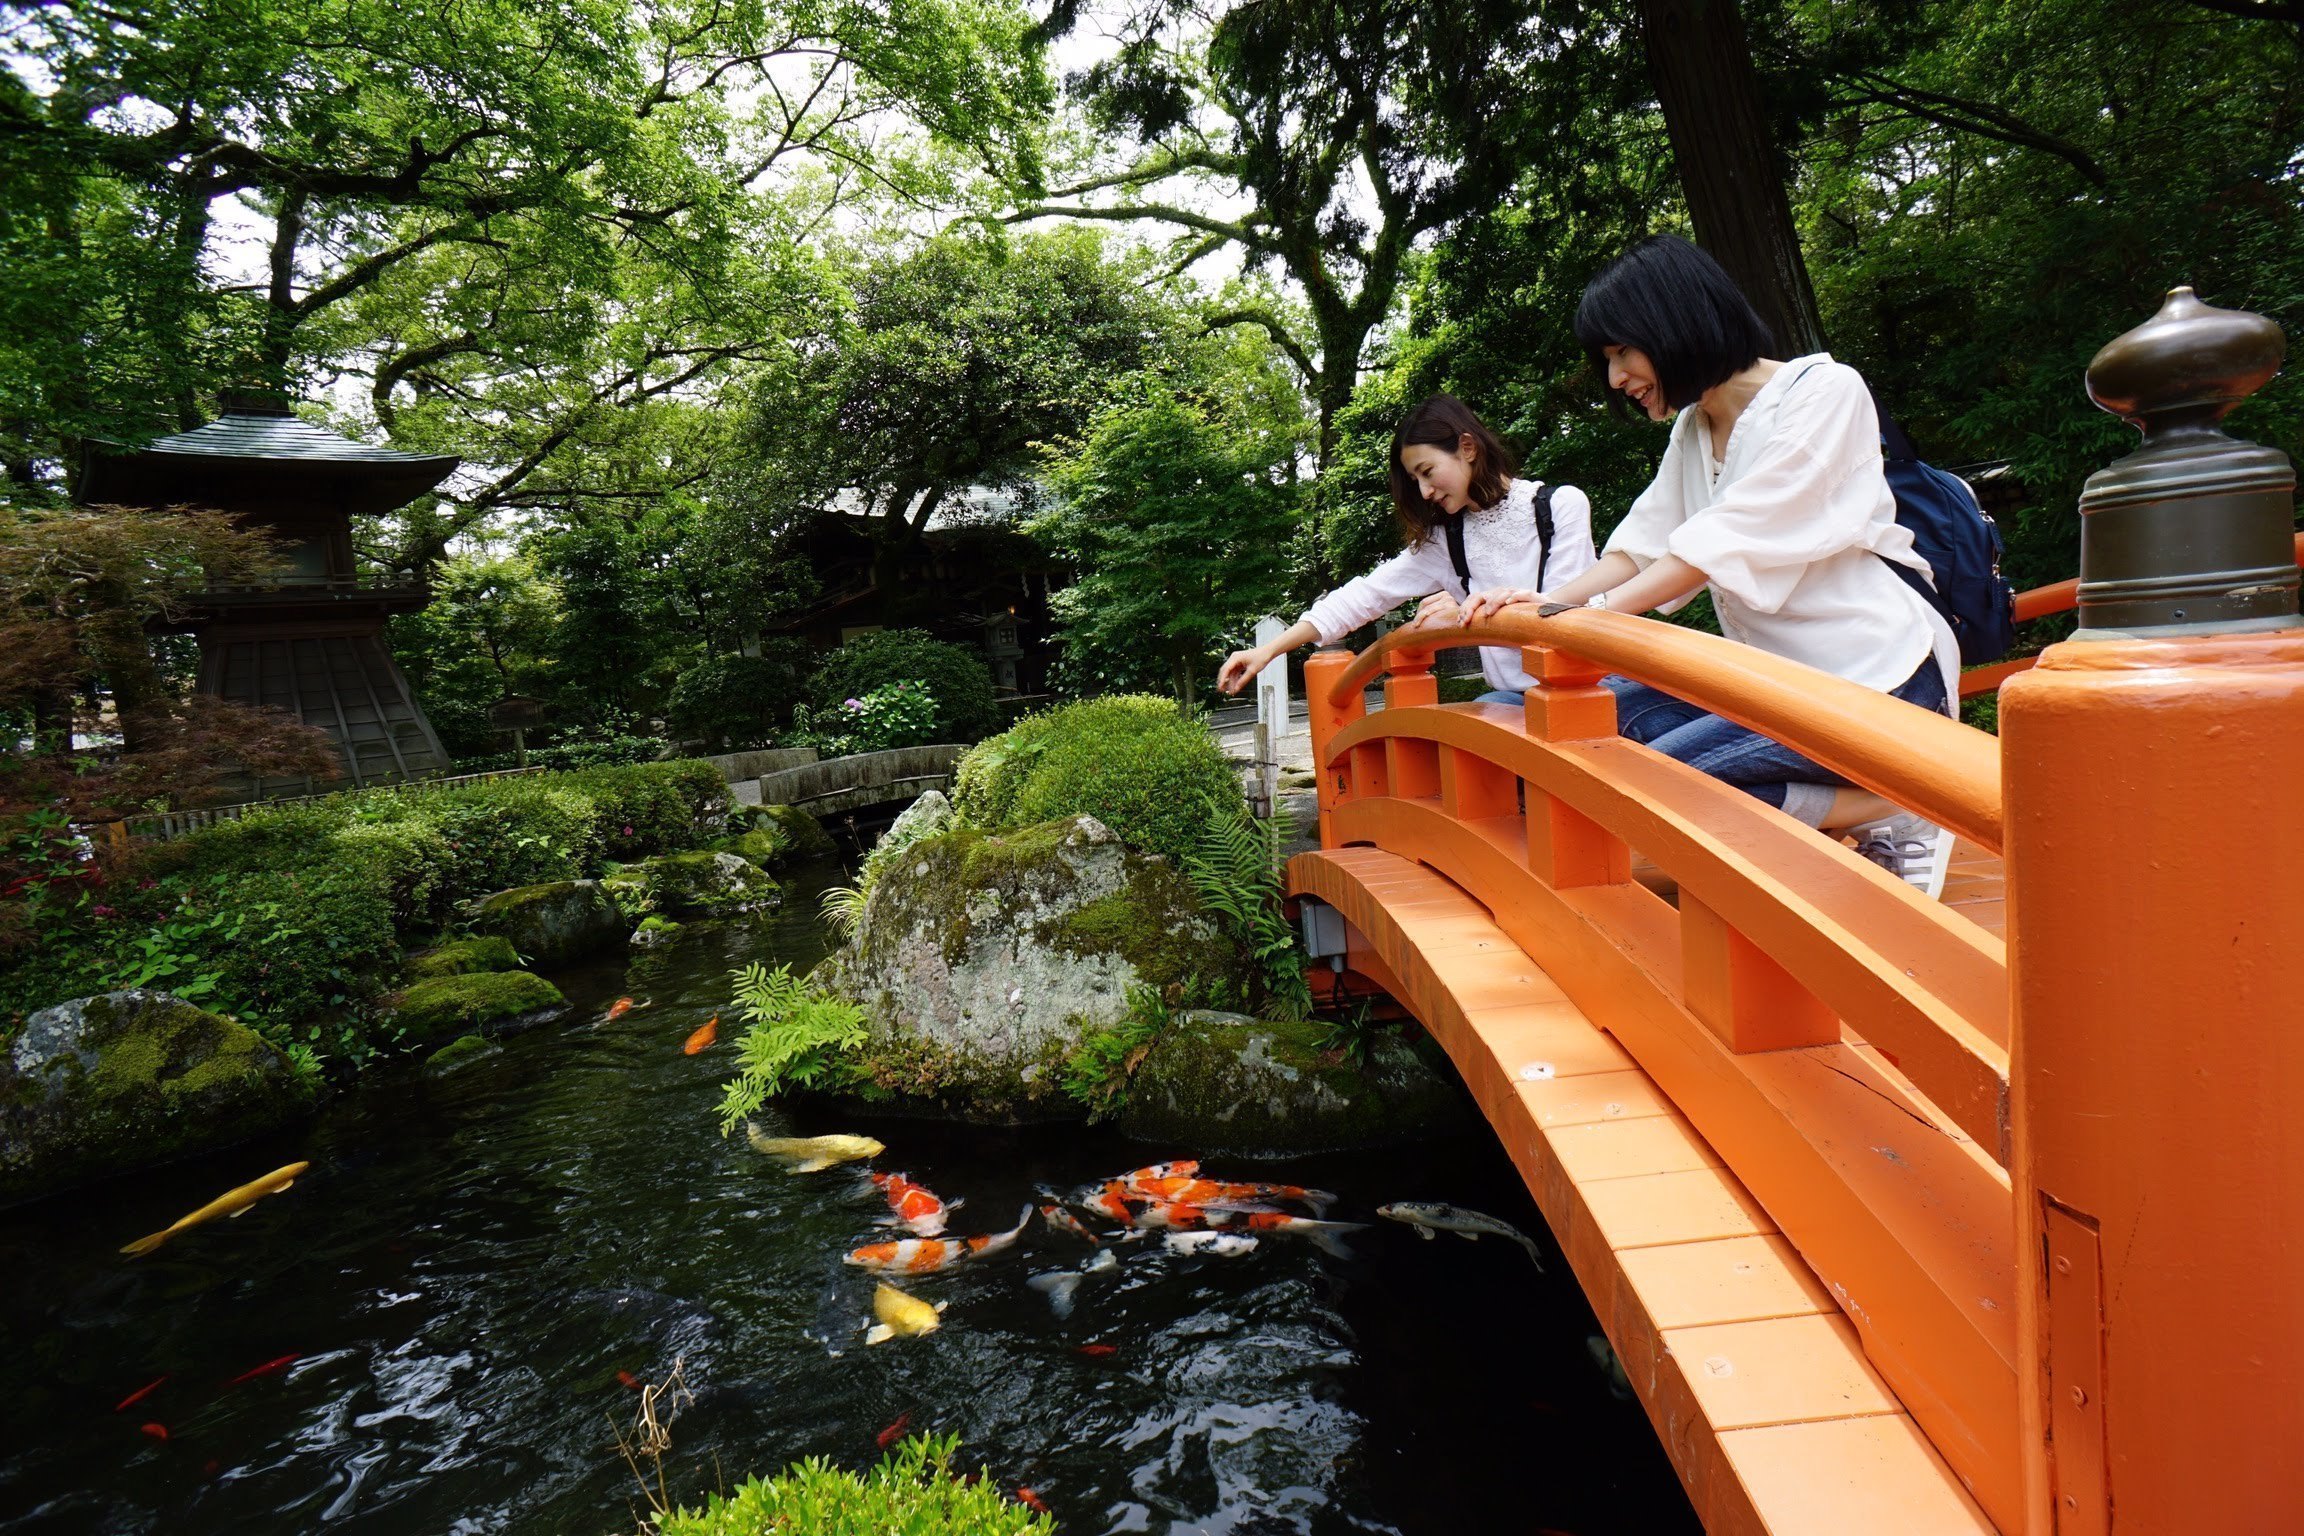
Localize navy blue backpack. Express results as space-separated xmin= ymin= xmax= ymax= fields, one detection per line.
xmin=1788 ymin=363 xmax=2017 ymax=667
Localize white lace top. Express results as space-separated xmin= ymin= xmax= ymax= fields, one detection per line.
xmin=1297 ymin=477 xmax=1598 ymax=693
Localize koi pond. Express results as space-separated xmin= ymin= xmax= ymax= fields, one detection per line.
xmin=0 ymin=861 xmax=1700 ymax=1534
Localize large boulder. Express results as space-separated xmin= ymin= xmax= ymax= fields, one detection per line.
xmin=404 ymin=934 xmax=522 ymax=979
xmin=605 ymin=850 xmax=779 ymax=919
xmin=820 ymin=815 xmax=1243 ymax=1120
xmin=1118 ymin=1010 xmax=1470 ymax=1156
xmin=0 ymin=991 xmax=315 ymax=1207
xmin=377 ymin=972 xmax=569 ymax=1047
xmin=467 ymin=879 xmax=629 ymax=968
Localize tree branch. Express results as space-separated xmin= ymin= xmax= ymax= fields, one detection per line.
xmin=1844 ymin=72 xmax=2110 ymax=187
xmin=1201 ymin=306 xmax=1317 ymax=384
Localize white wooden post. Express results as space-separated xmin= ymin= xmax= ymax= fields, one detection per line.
xmin=1253 ymin=615 xmax=1288 ymax=820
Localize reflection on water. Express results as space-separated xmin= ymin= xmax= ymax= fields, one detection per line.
xmin=0 ymin=861 xmax=1698 ymax=1534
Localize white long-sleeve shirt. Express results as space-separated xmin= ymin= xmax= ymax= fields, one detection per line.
xmin=1297 ymin=477 xmax=1597 ymax=693
xmin=1604 ymin=353 xmax=1957 ymax=703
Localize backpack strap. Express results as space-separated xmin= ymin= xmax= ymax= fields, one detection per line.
xmin=1532 ymin=482 xmax=1555 ymax=591
xmin=1442 ymin=513 xmax=1471 ymax=591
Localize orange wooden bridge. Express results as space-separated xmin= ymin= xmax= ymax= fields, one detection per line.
xmin=1284 ymin=291 xmax=2303 ymax=1534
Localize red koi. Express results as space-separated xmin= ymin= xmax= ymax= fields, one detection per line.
xmin=1075 ymin=1343 xmax=1118 ymax=1358
xmin=140 ymin=1422 xmax=168 ymax=1442
xmin=114 ymin=1375 xmax=168 ymax=1412
xmin=875 ymin=1411 xmax=912 ymax=1449
xmin=203 ymin=1459 xmax=222 ymax=1477
xmin=605 ymin=997 xmax=636 ymax=1022
xmin=683 ymin=1016 xmax=718 ymax=1055
xmin=617 ymin=1370 xmax=643 ymax=1390
xmin=1017 ymin=1486 xmax=1052 ymax=1514
xmin=222 ymin=1354 xmax=299 ymax=1389
xmin=871 ymin=1172 xmax=953 ymax=1237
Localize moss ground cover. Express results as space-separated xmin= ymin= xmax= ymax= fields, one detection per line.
xmin=3 ymin=761 xmax=727 ymax=1070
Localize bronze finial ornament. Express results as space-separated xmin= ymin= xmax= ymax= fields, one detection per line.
xmin=2075 ymin=286 xmax=2297 ymax=636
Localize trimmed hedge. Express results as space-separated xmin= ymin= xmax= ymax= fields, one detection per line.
xmin=670 ymin=649 xmax=812 ymax=750
xmin=954 ymin=694 xmax=1242 ymax=865
xmin=2 ymin=761 xmax=730 ymax=1068
xmin=810 ymin=629 xmax=998 ymax=744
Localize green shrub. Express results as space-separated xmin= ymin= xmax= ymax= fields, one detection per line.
xmin=1061 ymin=984 xmax=1171 ymax=1119
xmin=810 ymin=629 xmax=998 ymax=743
xmin=1000 ymin=695 xmax=1244 ymax=864
xmin=716 ymin=962 xmax=870 ymax=1132
xmin=669 ymin=650 xmax=811 ymax=749
xmin=656 ymin=1435 xmax=1053 ymax=1536
xmin=791 ymin=679 xmax=943 ymax=755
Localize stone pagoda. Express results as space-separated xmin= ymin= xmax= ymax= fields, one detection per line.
xmin=79 ymin=395 xmax=458 ymax=794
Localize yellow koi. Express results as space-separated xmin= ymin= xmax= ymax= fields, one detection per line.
xmin=120 ymin=1161 xmax=310 ymax=1259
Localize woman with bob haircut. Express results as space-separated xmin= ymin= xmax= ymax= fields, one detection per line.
xmin=1461 ymin=234 xmax=1960 ymax=898
xmin=1218 ymin=393 xmax=1596 ymax=705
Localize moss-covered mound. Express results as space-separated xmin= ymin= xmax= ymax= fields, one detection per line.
xmin=404 ymin=935 xmax=523 ymax=979
xmin=659 ymin=1435 xmax=1051 ymax=1536
xmin=1117 ymin=1010 xmax=1469 ymax=1156
xmin=820 ymin=815 xmax=1245 ymax=1121
xmin=605 ymin=850 xmax=779 ymax=919
xmin=379 ymin=971 xmax=568 ymax=1046
xmin=951 ymin=695 xmax=1240 ymax=864
xmin=467 ymin=879 xmax=629 ymax=968
xmin=724 ymin=803 xmax=837 ymax=870
xmin=0 ymin=990 xmax=315 ymax=1207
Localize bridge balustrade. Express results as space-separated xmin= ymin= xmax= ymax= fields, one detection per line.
xmin=1290 ymin=287 xmax=2304 ymax=1534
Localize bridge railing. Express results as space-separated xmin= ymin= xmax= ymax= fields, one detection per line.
xmin=1304 ymin=615 xmax=2021 ymax=1522
xmin=1299 ymin=288 xmax=2304 ymax=1534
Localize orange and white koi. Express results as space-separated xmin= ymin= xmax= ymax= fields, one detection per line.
xmin=120 ymin=1161 xmax=311 ymax=1259
xmin=1115 ymin=1160 xmax=1198 ymax=1185
xmin=1076 ymin=1180 xmax=1136 ymax=1224
xmin=1232 ymin=1211 xmax=1369 ymax=1257
xmin=605 ymin=997 xmax=637 ymax=1022
xmin=1038 ymin=1203 xmax=1099 ymax=1245
xmin=1124 ymin=1198 xmax=1240 ymax=1232
xmin=845 ymin=1208 xmax=1031 ymax=1274
xmin=872 ymin=1172 xmax=957 ymax=1237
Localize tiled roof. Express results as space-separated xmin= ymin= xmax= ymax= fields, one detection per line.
xmin=137 ymin=412 xmax=456 ymax=468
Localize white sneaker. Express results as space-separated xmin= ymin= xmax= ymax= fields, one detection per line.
xmin=1852 ymin=811 xmax=1955 ymax=900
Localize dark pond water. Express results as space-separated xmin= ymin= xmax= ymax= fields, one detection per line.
xmin=0 ymin=861 xmax=1700 ymax=1535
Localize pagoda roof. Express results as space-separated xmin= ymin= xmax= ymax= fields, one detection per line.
xmin=80 ymin=405 xmax=459 ymax=518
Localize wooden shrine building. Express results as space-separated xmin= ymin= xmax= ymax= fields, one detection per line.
xmin=80 ymin=396 xmax=458 ymax=794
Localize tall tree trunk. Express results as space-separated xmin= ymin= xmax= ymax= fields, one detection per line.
xmin=1638 ymin=0 xmax=1827 ymax=357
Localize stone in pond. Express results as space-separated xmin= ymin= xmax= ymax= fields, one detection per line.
xmin=467 ymin=880 xmax=629 ymax=968
xmin=819 ymin=815 xmax=1249 ymax=1121
xmin=1117 ymin=1009 xmax=1470 ymax=1156
xmin=378 ymin=972 xmax=568 ymax=1047
xmin=404 ymin=934 xmax=522 ymax=979
xmin=0 ymin=990 xmax=315 ymax=1209
xmin=604 ymin=851 xmax=779 ymax=920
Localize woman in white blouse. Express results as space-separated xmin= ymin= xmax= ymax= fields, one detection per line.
xmin=1217 ymin=394 xmax=1597 ymax=703
xmin=1461 ymin=236 xmax=1959 ymax=897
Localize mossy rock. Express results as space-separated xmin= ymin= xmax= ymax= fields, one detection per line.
xmin=817 ymin=815 xmax=1249 ymax=1122
xmin=631 ymin=914 xmax=684 ymax=948
xmin=378 ymin=971 xmax=568 ymax=1047
xmin=405 ymin=935 xmax=523 ymax=979
xmin=1117 ymin=1010 xmax=1470 ymax=1156
xmin=604 ymin=851 xmax=780 ymax=920
xmin=724 ymin=804 xmax=838 ymax=870
xmin=0 ymin=990 xmax=315 ymax=1208
xmin=423 ymin=1034 xmax=501 ymax=1074
xmin=468 ymin=879 xmax=630 ymax=969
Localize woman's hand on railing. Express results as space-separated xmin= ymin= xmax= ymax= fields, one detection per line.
xmin=1407 ymin=592 xmax=1464 ymax=631
xmin=1459 ymin=586 xmax=1545 ymax=625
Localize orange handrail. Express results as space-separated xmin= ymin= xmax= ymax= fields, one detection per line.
xmin=1961 ymin=530 xmax=2304 ymax=695
xmin=1329 ymin=607 xmax=2005 ymax=852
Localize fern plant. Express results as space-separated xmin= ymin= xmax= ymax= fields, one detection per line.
xmin=715 ymin=962 xmax=870 ymax=1134
xmin=1185 ymin=796 xmax=1313 ymax=1022
xmin=1060 ymin=985 xmax=1172 ymax=1119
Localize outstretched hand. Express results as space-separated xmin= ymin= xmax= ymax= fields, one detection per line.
xmin=1216 ymin=648 xmax=1264 ymax=695
xmin=1459 ymin=586 xmax=1544 ymax=625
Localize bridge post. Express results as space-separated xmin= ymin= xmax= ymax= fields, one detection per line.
xmin=2002 ymin=289 xmax=2304 ymax=1533
xmin=1304 ymin=649 xmax=1364 ymax=848
xmin=1520 ymin=643 xmax=1630 ymax=888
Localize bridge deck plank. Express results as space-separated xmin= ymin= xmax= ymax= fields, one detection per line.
xmin=1296 ymin=845 xmax=1998 ymax=1535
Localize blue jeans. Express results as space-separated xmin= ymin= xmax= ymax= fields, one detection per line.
xmin=1600 ymin=657 xmax=1947 ymax=808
